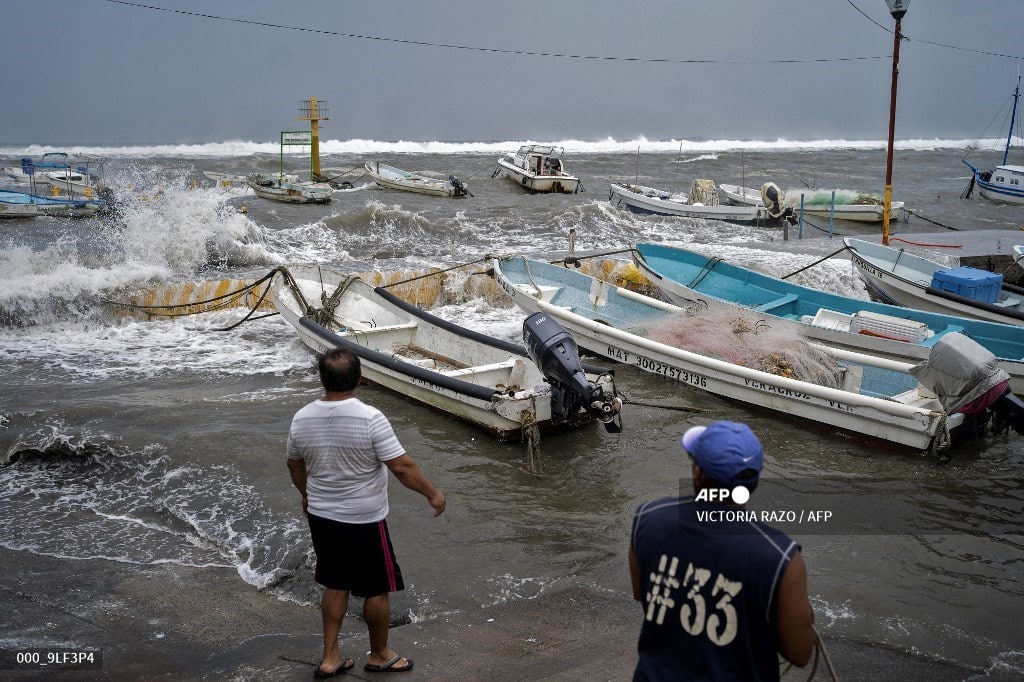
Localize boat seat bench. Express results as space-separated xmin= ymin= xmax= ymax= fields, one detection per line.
xmin=754 ymin=293 xmax=799 ymax=313
xmin=338 ymin=320 xmax=418 ymax=336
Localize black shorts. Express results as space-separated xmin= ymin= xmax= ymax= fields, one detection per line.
xmin=307 ymin=513 xmax=405 ymax=597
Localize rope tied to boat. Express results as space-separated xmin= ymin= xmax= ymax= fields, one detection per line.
xmin=315 ymin=272 xmax=359 ymax=328
xmin=779 ymin=246 xmax=851 ymax=281
xmin=520 ymin=405 xmax=543 ymax=477
xmin=105 ymin=267 xmax=285 ymax=331
xmin=928 ymin=413 xmax=952 ymax=463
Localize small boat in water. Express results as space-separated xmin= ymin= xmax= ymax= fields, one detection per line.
xmin=632 ymin=241 xmax=1024 ymax=393
xmin=364 ymin=161 xmax=468 ymax=197
xmin=490 ymin=255 xmax=1024 ymax=453
xmin=270 ymin=264 xmax=621 ymax=442
xmin=963 ymin=73 xmax=1024 ymax=205
xmin=0 ymin=201 xmax=38 ymax=219
xmin=845 ymin=237 xmax=1024 ymax=326
xmin=3 ymin=153 xmax=107 ymax=199
xmin=496 ymin=145 xmax=581 ymax=193
xmin=0 ymin=188 xmax=105 ymax=218
xmin=246 ymin=173 xmax=332 ymax=204
xmin=787 ymin=190 xmax=903 ymax=224
xmin=721 ymin=183 xmax=902 ymax=223
xmin=717 ymin=183 xmax=764 ymax=206
xmin=609 ymin=180 xmax=794 ymax=226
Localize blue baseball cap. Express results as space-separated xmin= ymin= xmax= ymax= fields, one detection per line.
xmin=681 ymin=421 xmax=764 ymax=487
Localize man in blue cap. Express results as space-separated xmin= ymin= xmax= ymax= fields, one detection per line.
xmin=628 ymin=421 xmax=815 ymax=681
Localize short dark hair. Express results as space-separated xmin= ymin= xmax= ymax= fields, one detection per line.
xmin=317 ymin=348 xmax=361 ymax=392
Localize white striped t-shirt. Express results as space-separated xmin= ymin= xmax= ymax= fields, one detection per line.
xmin=287 ymin=397 xmax=405 ymax=523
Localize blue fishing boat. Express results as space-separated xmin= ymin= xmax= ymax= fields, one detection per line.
xmin=0 ymin=188 xmax=106 ymax=218
xmin=490 ymin=255 xmax=1024 ymax=452
xmin=633 ymin=241 xmax=1024 ymax=393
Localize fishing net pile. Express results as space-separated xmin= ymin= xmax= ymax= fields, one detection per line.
xmin=784 ymin=189 xmax=882 ymax=207
xmin=642 ymin=308 xmax=843 ymax=388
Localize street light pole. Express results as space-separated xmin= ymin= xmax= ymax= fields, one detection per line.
xmin=883 ymin=0 xmax=910 ymax=246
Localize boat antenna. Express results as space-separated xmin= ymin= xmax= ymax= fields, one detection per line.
xmin=741 ymin=148 xmax=746 ymax=195
xmin=1004 ymin=69 xmax=1020 ymax=165
xmin=671 ymin=141 xmax=682 ymax=191
xmin=635 ymin=145 xmax=640 ymax=184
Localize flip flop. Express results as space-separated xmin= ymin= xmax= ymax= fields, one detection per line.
xmin=363 ymin=655 xmax=414 ymax=673
xmin=314 ymin=657 xmax=354 ymax=679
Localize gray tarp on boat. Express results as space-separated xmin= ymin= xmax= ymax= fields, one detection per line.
xmin=910 ymin=332 xmax=1010 ymax=413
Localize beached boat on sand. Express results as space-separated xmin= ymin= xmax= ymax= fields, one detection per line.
xmin=845 ymin=238 xmax=1024 ymax=326
xmin=491 ymin=255 xmax=1024 ymax=453
xmin=270 ymin=264 xmax=621 ymax=442
xmin=496 ymin=145 xmax=581 ymax=194
xmin=609 ymin=180 xmax=794 ymax=227
xmin=632 ymin=241 xmax=1024 ymax=393
xmin=364 ymin=162 xmax=468 ymax=197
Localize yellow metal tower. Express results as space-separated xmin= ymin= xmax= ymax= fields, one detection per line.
xmin=298 ymin=97 xmax=329 ymax=181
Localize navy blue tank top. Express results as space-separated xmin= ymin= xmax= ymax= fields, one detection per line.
xmin=631 ymin=496 xmax=799 ymax=681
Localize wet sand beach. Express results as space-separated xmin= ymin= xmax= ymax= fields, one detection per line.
xmin=3 ymin=546 xmax=996 ymax=681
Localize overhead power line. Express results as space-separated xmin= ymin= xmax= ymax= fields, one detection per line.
xmin=104 ymin=0 xmax=887 ymax=65
xmin=106 ymin=0 xmax=1024 ymax=64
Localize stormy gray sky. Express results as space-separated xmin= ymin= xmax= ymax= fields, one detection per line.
xmin=4 ymin=0 xmax=1023 ymax=145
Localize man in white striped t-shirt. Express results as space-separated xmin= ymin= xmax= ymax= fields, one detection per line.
xmin=288 ymin=347 xmax=445 ymax=677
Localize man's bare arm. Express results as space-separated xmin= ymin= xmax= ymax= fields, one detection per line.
xmin=385 ymin=454 xmax=445 ymax=516
xmin=775 ymin=550 xmax=816 ymax=666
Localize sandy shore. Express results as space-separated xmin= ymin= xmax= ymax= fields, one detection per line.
xmin=1 ymin=547 xmax=996 ymax=680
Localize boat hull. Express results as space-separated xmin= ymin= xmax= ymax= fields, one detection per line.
xmin=975 ymin=164 xmax=1024 ymax=205
xmin=0 ymin=202 xmax=38 ymax=219
xmin=271 ymin=265 xmax=606 ymax=440
xmin=845 ymin=238 xmax=1024 ymax=326
xmin=0 ymin=189 xmax=103 ymax=218
xmin=496 ymin=159 xmax=580 ymax=194
xmin=364 ymin=162 xmax=464 ymax=197
xmin=609 ymin=183 xmax=785 ymax=226
xmin=492 ymin=256 xmax=959 ymax=451
xmin=633 ymin=241 xmax=1024 ymax=394
xmin=246 ymin=174 xmax=332 ymax=204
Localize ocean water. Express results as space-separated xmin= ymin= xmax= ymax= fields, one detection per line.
xmin=1 ymin=139 xmax=1022 ymax=675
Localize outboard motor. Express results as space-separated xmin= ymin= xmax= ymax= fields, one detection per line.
xmin=910 ymin=332 xmax=1024 ymax=439
xmin=523 ymin=312 xmax=622 ymax=432
xmin=449 ymin=175 xmax=468 ymax=197
xmin=761 ymin=181 xmax=797 ymax=224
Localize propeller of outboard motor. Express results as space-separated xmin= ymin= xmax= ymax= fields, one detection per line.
xmin=522 ymin=311 xmax=622 ymax=433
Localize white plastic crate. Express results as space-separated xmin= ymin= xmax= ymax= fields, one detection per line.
xmin=849 ymin=310 xmax=933 ymax=343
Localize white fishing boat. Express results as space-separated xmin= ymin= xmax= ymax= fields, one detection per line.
xmin=2 ymin=153 xmax=74 ymax=187
xmin=787 ymin=190 xmax=903 ymax=223
xmin=963 ymin=73 xmax=1024 ymax=205
xmin=608 ymin=180 xmax=794 ymax=226
xmin=364 ymin=161 xmax=468 ymax=197
xmin=720 ymin=183 xmax=902 ymax=223
xmin=718 ymin=183 xmax=764 ymax=206
xmin=245 ymin=173 xmax=332 ymax=204
xmin=496 ymin=145 xmax=581 ymax=194
xmin=845 ymin=238 xmax=1024 ymax=326
xmin=3 ymin=153 xmax=105 ymax=198
xmin=490 ymin=255 xmax=1024 ymax=453
xmin=270 ymin=264 xmax=621 ymax=442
